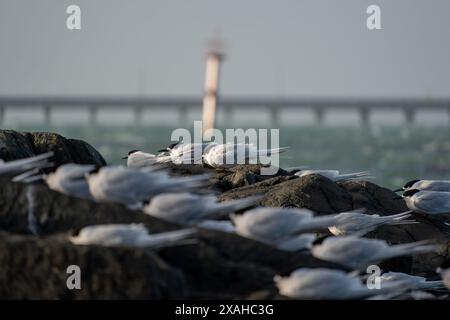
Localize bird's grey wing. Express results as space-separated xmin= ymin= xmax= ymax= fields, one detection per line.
xmin=315 ymin=238 xmax=382 ymax=267
xmin=149 ymin=194 xmax=204 ymax=222
xmin=99 ymin=172 xmax=153 ymax=203
xmin=62 ymin=179 xmax=92 ymax=198
xmin=58 ymin=164 xmax=96 ymax=178
xmin=414 ymin=192 xmax=450 ymax=214
xmin=245 ymin=212 xmax=306 ymax=242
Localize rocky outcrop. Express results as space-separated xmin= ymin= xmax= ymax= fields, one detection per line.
xmin=0 ymin=178 xmax=345 ymax=299
xmin=0 ymin=231 xmax=186 ymax=299
xmin=0 ymin=177 xmax=175 ymax=235
xmin=0 ymin=130 xmax=106 ymax=168
xmin=1 ymin=134 xmax=449 ymax=299
xmin=161 ymin=163 xmax=293 ymax=192
xmin=339 ymin=180 xmax=410 ymax=214
xmin=219 ymin=172 xmax=450 ymax=276
xmin=220 ymin=174 xmax=353 ymax=213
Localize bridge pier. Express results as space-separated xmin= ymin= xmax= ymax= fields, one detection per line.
xmin=315 ymin=107 xmax=325 ymax=125
xmin=448 ymin=106 xmax=450 ymax=125
xmin=222 ymin=105 xmax=232 ymax=126
xmin=0 ymin=105 xmax=4 ymax=126
xmin=179 ymin=105 xmax=188 ymax=125
xmin=269 ymin=106 xmax=280 ymax=127
xmin=89 ymin=106 xmax=98 ymax=126
xmin=360 ymin=108 xmax=370 ymax=126
xmin=134 ymin=106 xmax=143 ymax=126
xmin=43 ymin=105 xmax=51 ymax=126
xmin=404 ymin=108 xmax=415 ymax=125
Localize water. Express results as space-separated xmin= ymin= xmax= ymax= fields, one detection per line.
xmin=5 ymin=124 xmax=450 ymax=190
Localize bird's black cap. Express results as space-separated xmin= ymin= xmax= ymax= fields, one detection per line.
xmin=402 ymin=189 xmax=420 ymax=198
xmin=404 ymin=179 xmax=420 ymax=189
xmin=122 ymin=150 xmax=140 ymax=159
xmin=157 ymin=142 xmax=180 ymax=152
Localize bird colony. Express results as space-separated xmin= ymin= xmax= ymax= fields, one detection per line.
xmin=2 ymin=142 xmax=450 ymax=300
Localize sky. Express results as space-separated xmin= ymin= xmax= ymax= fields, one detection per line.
xmin=1 ymin=0 xmax=450 ymax=98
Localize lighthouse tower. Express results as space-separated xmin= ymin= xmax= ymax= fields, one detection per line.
xmin=202 ymin=36 xmax=224 ymax=140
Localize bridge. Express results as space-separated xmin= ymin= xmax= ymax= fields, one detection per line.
xmin=0 ymin=96 xmax=449 ymax=126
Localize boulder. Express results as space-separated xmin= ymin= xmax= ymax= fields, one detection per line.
xmin=0 ymin=129 xmax=106 ymax=168
xmin=0 ymin=178 xmax=347 ymax=299
xmin=160 ymin=163 xmax=293 ymax=192
xmin=218 ymin=165 xmax=292 ymax=191
xmin=221 ymin=174 xmax=353 ymax=213
xmin=339 ymin=180 xmax=409 ymax=214
xmin=0 ymin=177 xmax=177 ymax=235
xmin=0 ymin=231 xmax=186 ymax=299
xmin=0 ymin=129 xmax=35 ymax=159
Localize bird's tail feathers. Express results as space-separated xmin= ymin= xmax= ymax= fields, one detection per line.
xmin=336 ymin=171 xmax=374 ymax=182
xmin=212 ymin=195 xmax=263 ymax=218
xmin=144 ymin=228 xmax=197 ymax=249
xmin=294 ymin=214 xmax=338 ymax=234
xmin=383 ymin=241 xmax=438 ymax=260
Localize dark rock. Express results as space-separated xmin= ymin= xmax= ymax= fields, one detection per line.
xmin=195 ymin=228 xmax=348 ymax=274
xmin=155 ymin=162 xmax=216 ymax=176
xmin=159 ymin=241 xmax=277 ymax=299
xmin=161 ymin=164 xmax=293 ymax=192
xmin=339 ymin=180 xmax=409 ymax=214
xmin=262 ymin=174 xmax=353 ymax=213
xmin=0 ymin=130 xmax=35 ymax=160
xmin=219 ymin=165 xmax=292 ymax=191
xmin=0 ymin=177 xmax=176 ymax=235
xmin=219 ymin=176 xmax=295 ymax=201
xmin=220 ymin=174 xmax=450 ymax=276
xmin=0 ymin=178 xmax=347 ymax=299
xmin=0 ymin=231 xmax=186 ymax=299
xmin=339 ymin=181 xmax=450 ymax=276
xmin=221 ymin=174 xmax=353 ymax=214
xmin=0 ymin=129 xmax=106 ymax=168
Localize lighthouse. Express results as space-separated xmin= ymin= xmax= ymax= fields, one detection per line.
xmin=202 ymin=36 xmax=224 ymax=140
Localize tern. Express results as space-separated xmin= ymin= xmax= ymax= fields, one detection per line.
xmin=295 ymin=170 xmax=373 ymax=182
xmin=230 ymin=207 xmax=337 ymax=251
xmin=328 ymin=209 xmax=416 ymax=236
xmin=202 ymin=143 xmax=288 ymax=168
xmin=69 ymin=223 xmax=196 ymax=248
xmin=274 ymin=268 xmax=409 ymax=299
xmin=380 ymin=271 xmax=444 ymax=290
xmin=393 ymin=179 xmax=450 ymax=193
xmin=312 ymin=236 xmax=437 ymax=270
xmin=86 ymin=165 xmax=209 ymax=207
xmin=123 ymin=150 xmax=159 ymax=168
xmin=197 ymin=220 xmax=236 ymax=233
xmin=436 ymin=267 xmax=450 ymax=290
xmin=44 ymin=163 xmax=96 ymax=199
xmin=397 ymin=189 xmax=450 ymax=215
xmin=157 ymin=142 xmax=216 ymax=165
xmin=143 ymin=192 xmax=261 ymax=225
xmin=0 ymin=152 xmax=53 ymax=177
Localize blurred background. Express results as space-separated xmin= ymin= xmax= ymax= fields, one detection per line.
xmin=0 ymin=0 xmax=449 ymax=188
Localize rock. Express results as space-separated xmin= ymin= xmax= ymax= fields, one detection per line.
xmin=161 ymin=163 xmax=293 ymax=192
xmin=262 ymin=174 xmax=354 ymax=213
xmin=0 ymin=130 xmax=35 ymax=159
xmin=0 ymin=231 xmax=186 ymax=299
xmin=219 ymin=165 xmax=292 ymax=191
xmin=220 ymin=174 xmax=450 ymax=276
xmin=221 ymin=174 xmax=353 ymax=213
xmin=0 ymin=178 xmax=347 ymax=299
xmin=0 ymin=129 xmax=106 ymax=168
xmin=195 ymin=228 xmax=348 ymax=275
xmin=339 ymin=180 xmax=409 ymax=214
xmin=0 ymin=177 xmax=176 ymax=235
xmin=339 ymin=181 xmax=450 ymax=276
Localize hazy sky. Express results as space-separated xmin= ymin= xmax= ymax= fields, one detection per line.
xmin=1 ymin=0 xmax=449 ymax=98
